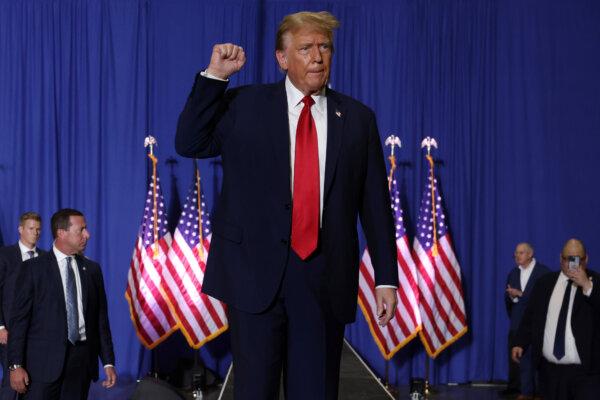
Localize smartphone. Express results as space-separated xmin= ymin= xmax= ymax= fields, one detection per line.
xmin=568 ymin=255 xmax=580 ymax=270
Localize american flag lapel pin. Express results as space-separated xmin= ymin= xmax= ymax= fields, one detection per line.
xmin=335 ymin=110 xmax=342 ymax=118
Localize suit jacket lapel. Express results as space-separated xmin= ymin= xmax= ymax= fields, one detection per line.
xmin=10 ymin=245 xmax=21 ymax=269
xmin=267 ymin=80 xmax=292 ymax=201
xmin=324 ymin=90 xmax=346 ymax=203
xmin=49 ymin=253 xmax=67 ymax=318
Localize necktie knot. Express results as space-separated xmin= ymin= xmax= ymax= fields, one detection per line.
xmin=26 ymin=250 xmax=35 ymax=259
xmin=301 ymin=95 xmax=315 ymax=108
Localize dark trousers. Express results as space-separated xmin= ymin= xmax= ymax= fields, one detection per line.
xmin=507 ymin=331 xmax=521 ymax=392
xmin=540 ymin=360 xmax=600 ymax=400
xmin=23 ymin=341 xmax=91 ymax=400
xmin=228 ymin=250 xmax=345 ymax=400
xmin=508 ymin=330 xmax=536 ymax=395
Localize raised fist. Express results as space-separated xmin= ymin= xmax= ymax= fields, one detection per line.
xmin=206 ymin=43 xmax=246 ymax=80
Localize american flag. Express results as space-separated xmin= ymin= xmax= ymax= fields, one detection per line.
xmin=414 ymin=155 xmax=467 ymax=357
xmin=163 ymin=166 xmax=228 ymax=348
xmin=358 ymin=162 xmax=422 ymax=360
xmin=126 ymin=153 xmax=178 ymax=348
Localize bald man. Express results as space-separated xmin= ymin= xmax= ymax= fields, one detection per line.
xmin=512 ymin=239 xmax=600 ymax=400
xmin=503 ymin=243 xmax=549 ymax=399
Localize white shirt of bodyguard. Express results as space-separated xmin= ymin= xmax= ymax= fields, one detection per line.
xmin=200 ymin=71 xmax=396 ymax=290
xmin=53 ymin=246 xmax=87 ymax=341
xmin=512 ymin=258 xmax=537 ymax=303
xmin=542 ymin=271 xmax=593 ymax=364
xmin=53 ymin=247 xmax=114 ymax=369
xmin=18 ymin=241 xmax=39 ymax=261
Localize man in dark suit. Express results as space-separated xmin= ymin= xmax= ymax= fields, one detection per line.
xmin=175 ymin=11 xmax=398 ymax=400
xmin=7 ymin=209 xmax=117 ymax=399
xmin=0 ymin=212 xmax=45 ymax=399
xmin=512 ymin=239 xmax=600 ymax=400
xmin=503 ymin=242 xmax=549 ymax=399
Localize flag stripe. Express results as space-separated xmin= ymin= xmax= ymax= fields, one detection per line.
xmin=414 ymin=169 xmax=467 ymax=358
xmin=162 ymin=171 xmax=228 ymax=349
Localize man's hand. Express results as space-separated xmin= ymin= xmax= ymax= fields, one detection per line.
xmin=566 ymin=267 xmax=592 ymax=293
xmin=10 ymin=367 xmax=29 ymax=394
xmin=206 ymin=43 xmax=246 ymax=80
xmin=375 ymin=287 xmax=397 ymax=326
xmin=102 ymin=366 xmax=117 ymax=388
xmin=0 ymin=328 xmax=8 ymax=345
xmin=506 ymin=285 xmax=523 ymax=299
xmin=511 ymin=346 xmax=524 ymax=363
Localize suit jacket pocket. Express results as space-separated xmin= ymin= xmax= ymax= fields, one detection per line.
xmin=212 ymin=219 xmax=243 ymax=244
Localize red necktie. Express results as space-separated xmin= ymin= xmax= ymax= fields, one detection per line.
xmin=291 ymin=96 xmax=319 ymax=260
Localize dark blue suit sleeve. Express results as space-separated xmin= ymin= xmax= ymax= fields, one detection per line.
xmin=6 ymin=259 xmax=33 ymax=365
xmin=95 ymin=266 xmax=115 ymax=366
xmin=358 ymin=112 xmax=397 ymax=287
xmin=175 ymin=74 xmax=233 ymax=158
xmin=0 ymin=250 xmax=8 ymax=326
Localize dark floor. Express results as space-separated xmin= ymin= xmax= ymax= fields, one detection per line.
xmin=89 ymin=344 xmax=510 ymax=400
xmin=89 ymin=380 xmax=512 ymax=399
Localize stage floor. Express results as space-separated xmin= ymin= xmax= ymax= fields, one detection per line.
xmin=88 ymin=341 xmax=509 ymax=399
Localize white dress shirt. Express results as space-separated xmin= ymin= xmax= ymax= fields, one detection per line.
xmin=542 ymin=271 xmax=593 ymax=364
xmin=512 ymin=258 xmax=537 ymax=303
xmin=285 ymin=75 xmax=327 ymax=223
xmin=18 ymin=241 xmax=38 ymax=261
xmin=53 ymin=246 xmax=87 ymax=340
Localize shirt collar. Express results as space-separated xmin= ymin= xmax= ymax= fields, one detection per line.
xmin=559 ymin=271 xmax=571 ymax=282
xmin=53 ymin=244 xmax=73 ymax=263
xmin=18 ymin=241 xmax=36 ymax=254
xmin=285 ymin=75 xmax=326 ymax=115
xmin=518 ymin=258 xmax=536 ymax=271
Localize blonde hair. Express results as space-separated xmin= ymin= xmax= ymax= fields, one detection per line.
xmin=19 ymin=211 xmax=41 ymax=226
xmin=276 ymin=11 xmax=340 ymax=52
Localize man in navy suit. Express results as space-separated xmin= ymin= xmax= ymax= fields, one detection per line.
xmin=0 ymin=212 xmax=45 ymax=399
xmin=7 ymin=209 xmax=117 ymax=399
xmin=176 ymin=11 xmax=398 ymax=400
xmin=503 ymin=243 xmax=549 ymax=399
xmin=513 ymin=239 xmax=600 ymax=400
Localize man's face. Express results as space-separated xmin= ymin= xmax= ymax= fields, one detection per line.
xmin=560 ymin=242 xmax=587 ymax=274
xmin=57 ymin=216 xmax=90 ymax=255
xmin=514 ymin=244 xmax=533 ymax=267
xmin=276 ymin=28 xmax=332 ymax=95
xmin=18 ymin=219 xmax=41 ymax=248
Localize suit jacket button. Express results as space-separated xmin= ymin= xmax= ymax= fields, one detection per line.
xmin=284 ymin=203 xmax=291 ymax=210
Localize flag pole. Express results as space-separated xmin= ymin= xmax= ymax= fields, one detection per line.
xmin=420 ymin=137 xmax=439 ymax=257
xmin=144 ymin=135 xmax=160 ymax=378
xmin=420 ymin=136 xmax=439 ymax=397
xmin=144 ymin=135 xmax=160 ymax=259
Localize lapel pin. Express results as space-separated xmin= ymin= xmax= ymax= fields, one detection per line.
xmin=335 ymin=110 xmax=342 ymax=118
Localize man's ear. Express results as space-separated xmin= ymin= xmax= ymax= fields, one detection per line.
xmin=275 ymin=50 xmax=288 ymax=71
xmin=18 ymin=225 xmax=23 ymax=235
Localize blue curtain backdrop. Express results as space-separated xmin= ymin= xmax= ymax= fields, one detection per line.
xmin=1 ymin=0 xmax=600 ymax=387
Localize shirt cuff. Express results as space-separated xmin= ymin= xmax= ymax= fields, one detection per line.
xmin=0 ymin=326 xmax=5 ymax=330
xmin=200 ymin=70 xmax=229 ymax=82
xmin=375 ymin=285 xmax=397 ymax=289
xmin=512 ymin=297 xmax=519 ymax=303
xmin=583 ymin=281 xmax=593 ymax=297
xmin=104 ymin=364 xmax=114 ymax=369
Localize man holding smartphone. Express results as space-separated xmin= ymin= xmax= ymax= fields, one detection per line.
xmin=512 ymin=239 xmax=600 ymax=400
